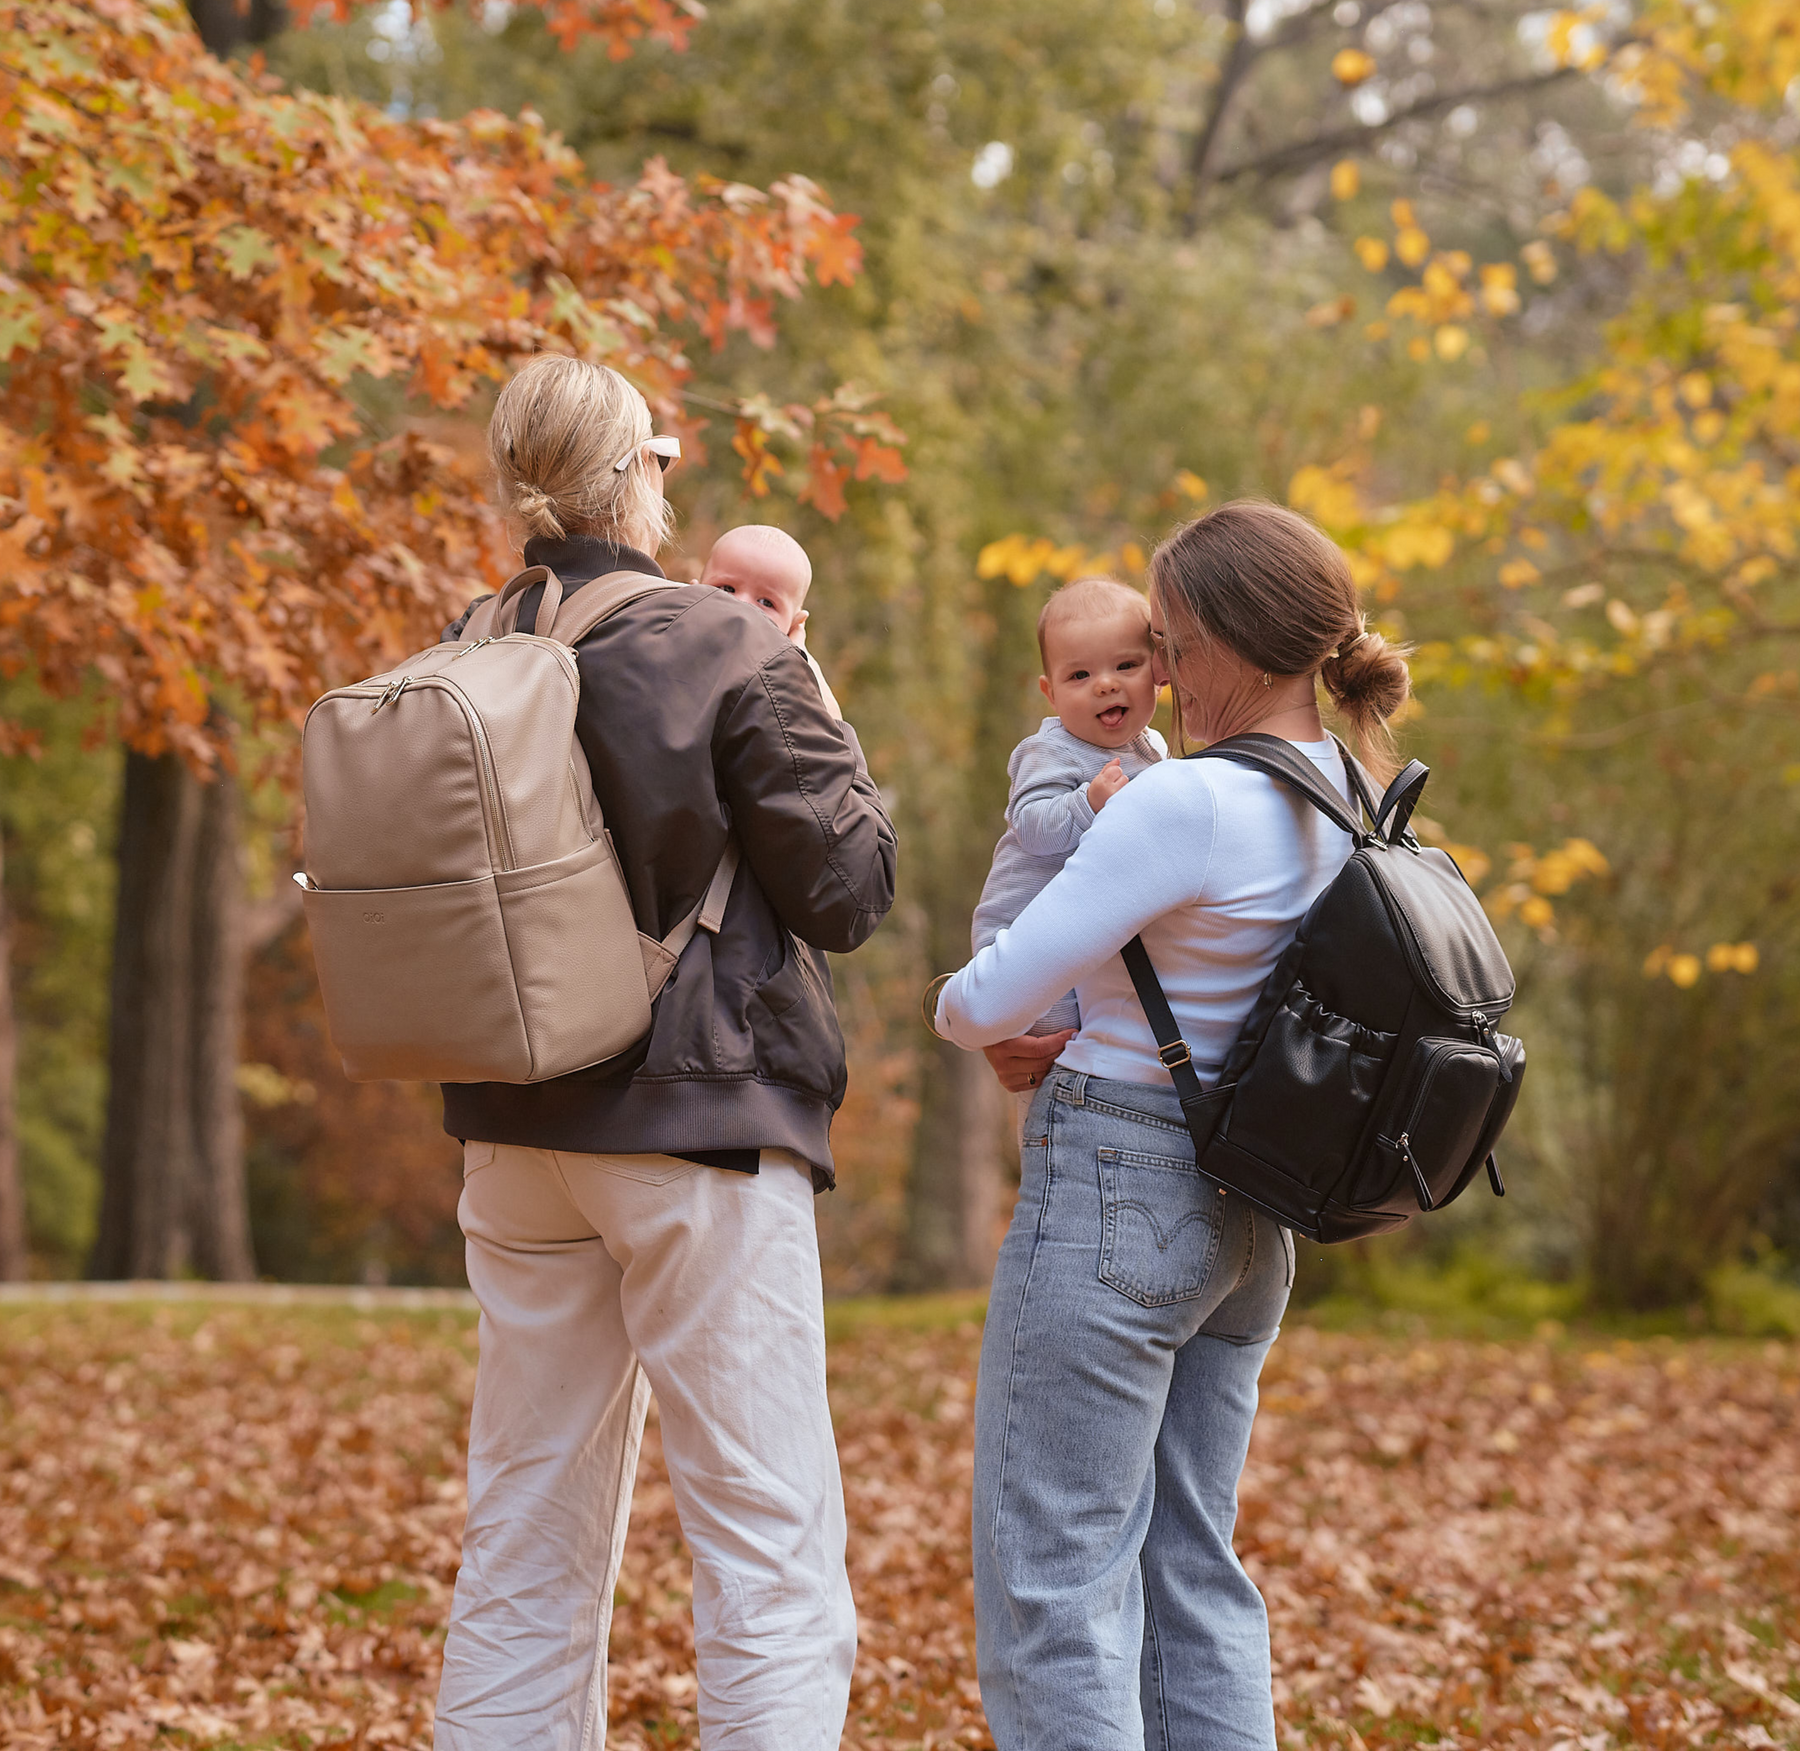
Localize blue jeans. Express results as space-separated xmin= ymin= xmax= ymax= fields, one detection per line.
xmin=974 ymin=1069 xmax=1294 ymax=1751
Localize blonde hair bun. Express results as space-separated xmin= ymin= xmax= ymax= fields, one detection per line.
xmin=487 ymin=355 xmax=674 ymax=552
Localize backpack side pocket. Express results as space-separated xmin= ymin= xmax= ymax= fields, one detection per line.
xmin=1222 ymin=981 xmax=1395 ymax=1187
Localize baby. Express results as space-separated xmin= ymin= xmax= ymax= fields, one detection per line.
xmin=700 ymin=524 xmax=841 ymax=717
xmin=970 ymin=576 xmax=1166 ymax=1036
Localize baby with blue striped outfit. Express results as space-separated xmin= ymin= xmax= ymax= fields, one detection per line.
xmin=971 ymin=577 xmax=1166 ymax=1037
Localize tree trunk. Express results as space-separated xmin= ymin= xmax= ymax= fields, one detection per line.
xmin=90 ymin=752 xmax=254 ymax=1281
xmin=894 ymin=1036 xmax=1010 ymax=1291
xmin=0 ymin=829 xmax=26 ymax=1280
xmin=186 ymin=0 xmax=286 ymax=55
xmin=187 ymin=767 xmax=254 ymax=1280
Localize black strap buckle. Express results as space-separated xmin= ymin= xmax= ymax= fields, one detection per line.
xmin=1157 ymin=1040 xmax=1192 ymax=1070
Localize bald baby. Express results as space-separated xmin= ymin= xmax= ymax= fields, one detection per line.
xmin=699 ymin=524 xmax=813 ymax=640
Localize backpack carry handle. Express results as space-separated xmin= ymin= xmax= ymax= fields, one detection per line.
xmin=492 ymin=565 xmax=567 ymax=638
xmin=1374 ymin=760 xmax=1429 ymax=845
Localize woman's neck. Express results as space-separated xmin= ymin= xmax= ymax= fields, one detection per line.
xmin=1242 ymin=697 xmax=1325 ymax=743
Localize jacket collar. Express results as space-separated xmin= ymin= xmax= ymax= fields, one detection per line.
xmin=522 ymin=534 xmax=666 ymax=588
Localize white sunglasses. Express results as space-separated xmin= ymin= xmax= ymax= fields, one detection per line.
xmin=614 ymin=434 xmax=682 ymax=474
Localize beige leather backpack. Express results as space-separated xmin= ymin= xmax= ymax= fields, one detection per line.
xmin=297 ymin=567 xmax=737 ymax=1084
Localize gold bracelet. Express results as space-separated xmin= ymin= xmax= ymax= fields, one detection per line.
xmin=921 ymin=971 xmax=956 ymax=1042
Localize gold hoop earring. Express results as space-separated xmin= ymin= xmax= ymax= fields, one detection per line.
xmin=1262 ymin=672 xmax=1272 ymax=688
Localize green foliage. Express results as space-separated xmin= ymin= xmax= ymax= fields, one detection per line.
xmin=0 ymin=682 xmax=118 ymax=1272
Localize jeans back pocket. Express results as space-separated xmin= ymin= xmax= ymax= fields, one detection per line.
xmin=1096 ymin=1147 xmax=1224 ymax=1307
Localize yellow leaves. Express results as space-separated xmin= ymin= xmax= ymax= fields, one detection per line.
xmin=1395 ymin=226 xmax=1431 ymax=269
xmin=1498 ymin=559 xmax=1540 ymax=589
xmin=1307 ymin=295 xmax=1356 ymax=327
xmin=1644 ymin=942 xmax=1758 ymax=983
xmin=1175 ymin=469 xmax=1209 ymax=501
xmin=1374 ymin=519 xmax=1455 ymax=570
xmin=1678 ymin=371 xmax=1713 ymax=408
xmin=1489 ymin=838 xmax=1610 ymax=936
xmin=1707 ymin=941 xmax=1760 ymax=974
xmin=1521 ymin=240 xmax=1557 ymax=284
xmin=1479 ymin=262 xmax=1521 ymax=316
xmin=1287 ymin=463 xmax=1362 ymax=532
xmin=976 ymin=534 xmax=1092 ymax=588
xmin=1330 ymin=159 xmax=1360 ymax=201
xmin=1434 ymin=325 xmax=1470 ymax=361
xmin=1354 ymin=236 xmax=1390 ymax=273
xmin=1332 ymin=47 xmax=1377 ymax=85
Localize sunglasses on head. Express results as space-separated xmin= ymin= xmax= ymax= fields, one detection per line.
xmin=614 ymin=435 xmax=682 ymax=475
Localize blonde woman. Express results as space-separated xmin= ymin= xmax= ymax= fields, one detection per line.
xmin=434 ymin=356 xmax=896 ymax=1750
xmin=935 ymin=502 xmax=1410 ymax=1750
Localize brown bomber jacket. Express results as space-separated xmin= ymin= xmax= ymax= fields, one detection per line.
xmin=438 ymin=535 xmax=897 ymax=1189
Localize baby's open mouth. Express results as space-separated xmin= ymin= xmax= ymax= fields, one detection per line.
xmin=1095 ymin=705 xmax=1127 ymax=729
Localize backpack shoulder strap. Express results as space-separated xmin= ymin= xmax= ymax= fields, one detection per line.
xmin=1191 ymin=732 xmax=1371 ymax=843
xmin=548 ymin=570 xmax=686 ymax=648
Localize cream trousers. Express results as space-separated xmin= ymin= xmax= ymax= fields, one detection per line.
xmin=433 ymin=1142 xmax=856 ymax=1751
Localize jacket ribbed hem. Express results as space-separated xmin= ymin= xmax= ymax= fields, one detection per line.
xmin=441 ymin=1077 xmax=840 ymax=1191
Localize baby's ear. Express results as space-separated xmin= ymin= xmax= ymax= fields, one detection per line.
xmin=1037 ymin=675 xmax=1052 ymax=701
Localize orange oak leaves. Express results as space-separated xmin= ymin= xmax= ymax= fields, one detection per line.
xmin=0 ymin=0 xmax=890 ymax=764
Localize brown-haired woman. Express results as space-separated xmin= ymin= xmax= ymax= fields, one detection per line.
xmin=934 ymin=501 xmax=1409 ymax=1750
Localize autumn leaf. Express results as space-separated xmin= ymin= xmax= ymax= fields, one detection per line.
xmin=809 ymin=212 xmax=863 ymax=287
xmin=215 ymin=224 xmax=280 ymax=281
xmin=799 ymin=444 xmax=849 ymax=521
xmin=733 ymin=420 xmax=784 ymax=495
xmin=1332 ymin=47 xmax=1376 ymax=85
xmin=851 ymin=435 xmax=907 ymax=484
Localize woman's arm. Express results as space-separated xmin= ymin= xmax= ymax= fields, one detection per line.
xmin=937 ymin=764 xmax=1217 ymax=1047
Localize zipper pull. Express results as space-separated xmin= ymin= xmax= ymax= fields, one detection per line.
xmin=451 ymin=637 xmax=494 ymax=662
xmin=1486 ymin=1151 xmax=1506 ymax=1198
xmin=1399 ymin=1132 xmax=1435 ymax=1211
xmin=1473 ymin=1014 xmax=1513 ymax=1082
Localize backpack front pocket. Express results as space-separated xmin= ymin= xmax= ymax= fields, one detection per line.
xmin=1222 ymin=983 xmax=1395 ymax=1185
xmin=1371 ymin=1037 xmax=1505 ymax=1210
xmin=1096 ymin=1147 xmax=1225 ymax=1307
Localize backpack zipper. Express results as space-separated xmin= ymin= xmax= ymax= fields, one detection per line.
xmin=1471 ymin=1012 xmax=1514 ymax=1082
xmin=1397 ymin=1132 xmax=1434 ymax=1210
xmin=387 ymin=673 xmax=514 ymax=871
xmin=447 ymin=680 xmax=515 ymax=871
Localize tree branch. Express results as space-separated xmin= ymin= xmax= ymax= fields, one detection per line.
xmin=1183 ymin=0 xmax=1254 ymax=233
xmin=1209 ymin=65 xmax=1583 ymax=186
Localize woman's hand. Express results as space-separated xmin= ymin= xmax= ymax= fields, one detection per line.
xmin=981 ymin=1031 xmax=1073 ymax=1093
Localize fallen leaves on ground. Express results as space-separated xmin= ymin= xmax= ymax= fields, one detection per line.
xmin=0 ymin=1302 xmax=1796 ymax=1747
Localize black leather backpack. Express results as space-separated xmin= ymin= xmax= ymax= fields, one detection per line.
xmin=1123 ymin=733 xmax=1524 ymax=1244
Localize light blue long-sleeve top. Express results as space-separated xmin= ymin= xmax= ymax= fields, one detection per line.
xmin=943 ymin=737 xmax=1354 ymax=1081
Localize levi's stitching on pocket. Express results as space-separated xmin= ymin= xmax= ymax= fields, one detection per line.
xmin=1096 ymin=1147 xmax=1224 ymax=1309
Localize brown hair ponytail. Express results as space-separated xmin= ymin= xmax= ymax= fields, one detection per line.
xmin=1148 ymin=499 xmax=1413 ymax=781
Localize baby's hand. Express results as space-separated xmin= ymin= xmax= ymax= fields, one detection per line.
xmin=1087 ymin=759 xmax=1128 ymax=813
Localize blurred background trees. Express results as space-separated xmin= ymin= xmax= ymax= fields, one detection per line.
xmin=2 ymin=0 xmax=1795 ymax=1318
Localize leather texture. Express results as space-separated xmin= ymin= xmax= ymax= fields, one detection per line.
xmin=1122 ymin=732 xmax=1526 ymax=1243
xmin=300 ymin=567 xmax=721 ymax=1085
